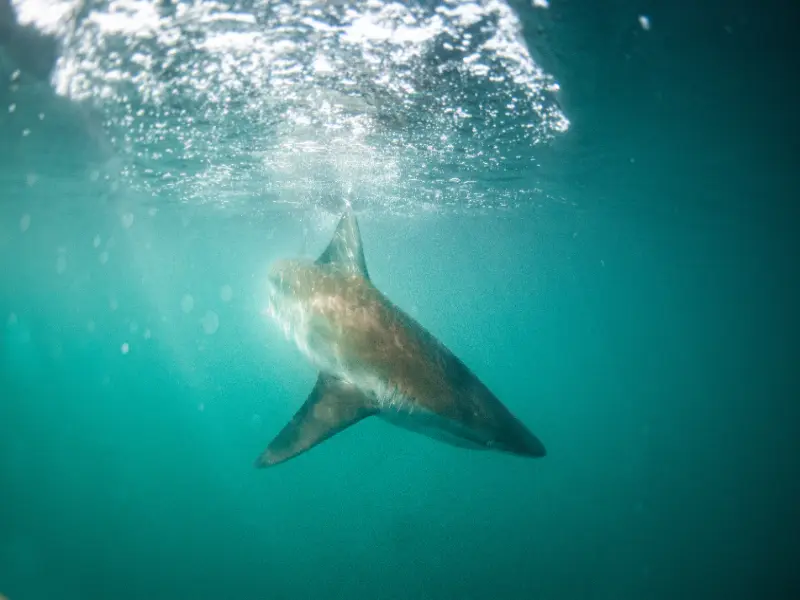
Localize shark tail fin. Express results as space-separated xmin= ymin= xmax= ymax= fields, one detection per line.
xmin=255 ymin=374 xmax=376 ymax=468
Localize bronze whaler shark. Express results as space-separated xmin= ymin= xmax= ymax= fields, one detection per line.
xmin=257 ymin=211 xmax=546 ymax=467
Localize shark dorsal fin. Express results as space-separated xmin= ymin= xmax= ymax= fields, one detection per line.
xmin=255 ymin=374 xmax=377 ymax=468
xmin=315 ymin=211 xmax=370 ymax=280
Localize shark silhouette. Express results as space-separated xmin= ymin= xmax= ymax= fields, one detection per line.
xmin=257 ymin=211 xmax=546 ymax=467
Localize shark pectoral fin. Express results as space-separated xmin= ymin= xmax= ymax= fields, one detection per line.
xmin=255 ymin=374 xmax=376 ymax=468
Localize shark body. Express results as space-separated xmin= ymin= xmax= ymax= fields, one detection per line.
xmin=257 ymin=211 xmax=545 ymax=467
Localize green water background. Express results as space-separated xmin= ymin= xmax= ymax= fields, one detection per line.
xmin=1 ymin=1 xmax=798 ymax=599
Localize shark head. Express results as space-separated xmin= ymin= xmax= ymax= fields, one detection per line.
xmin=264 ymin=258 xmax=331 ymax=363
xmin=263 ymin=235 xmax=371 ymax=377
xmin=266 ymin=258 xmax=317 ymax=307
xmin=266 ymin=209 xmax=369 ymax=310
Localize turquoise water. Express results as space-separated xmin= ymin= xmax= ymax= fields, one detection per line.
xmin=1 ymin=1 xmax=797 ymax=599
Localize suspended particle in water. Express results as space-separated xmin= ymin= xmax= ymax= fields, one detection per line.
xmin=148 ymin=207 xmax=158 ymax=217
xmin=532 ymin=0 xmax=549 ymax=8
xmin=181 ymin=294 xmax=194 ymax=313
xmin=99 ymin=251 xmax=109 ymax=265
xmin=129 ymin=321 xmax=139 ymax=334
xmin=109 ymin=297 xmax=118 ymax=312
xmin=21 ymin=129 xmax=30 ymax=137
xmin=8 ymin=103 xmax=15 ymax=113
xmin=87 ymin=320 xmax=95 ymax=332
xmin=201 ymin=310 xmax=219 ymax=335
xmin=56 ymin=254 xmax=67 ymax=275
xmin=638 ymin=15 xmax=651 ymax=30
xmin=93 ymin=234 xmax=102 ymax=248
xmin=198 ymin=402 xmax=205 ymax=412
xmin=121 ymin=342 xmax=129 ymax=355
xmin=50 ymin=340 xmax=64 ymax=360
xmin=26 ymin=173 xmax=37 ymax=186
xmin=251 ymin=414 xmax=263 ymax=430
xmin=19 ymin=214 xmax=30 ymax=232
xmin=7 ymin=313 xmax=17 ymax=327
xmin=121 ymin=212 xmax=134 ymax=229
xmin=220 ymin=284 xmax=233 ymax=302
xmin=143 ymin=328 xmax=151 ymax=340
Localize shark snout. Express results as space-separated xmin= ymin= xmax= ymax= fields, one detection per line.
xmin=267 ymin=260 xmax=289 ymax=286
xmin=267 ymin=260 xmax=299 ymax=297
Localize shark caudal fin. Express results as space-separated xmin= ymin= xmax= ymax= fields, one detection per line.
xmin=315 ymin=211 xmax=370 ymax=280
xmin=255 ymin=374 xmax=377 ymax=468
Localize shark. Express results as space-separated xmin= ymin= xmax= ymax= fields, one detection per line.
xmin=257 ymin=211 xmax=546 ymax=467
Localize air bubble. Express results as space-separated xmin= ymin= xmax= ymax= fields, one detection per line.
xmin=201 ymin=310 xmax=219 ymax=335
